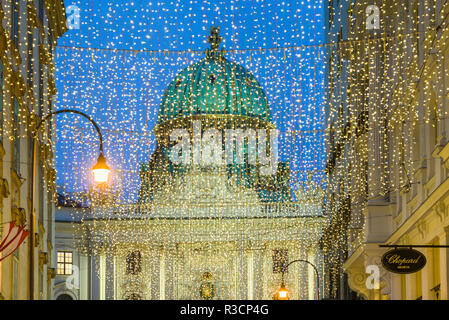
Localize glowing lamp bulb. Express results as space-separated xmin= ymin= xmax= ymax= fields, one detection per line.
xmin=276 ymin=284 xmax=289 ymax=300
xmin=92 ymin=153 xmax=110 ymax=183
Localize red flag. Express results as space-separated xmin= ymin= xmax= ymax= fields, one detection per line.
xmin=0 ymin=222 xmax=29 ymax=262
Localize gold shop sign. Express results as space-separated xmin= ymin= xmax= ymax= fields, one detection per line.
xmin=381 ymin=248 xmax=426 ymax=274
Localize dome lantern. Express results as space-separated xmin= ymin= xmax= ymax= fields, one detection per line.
xmin=155 ymin=27 xmax=273 ymax=133
xmin=207 ymin=26 xmax=222 ymax=50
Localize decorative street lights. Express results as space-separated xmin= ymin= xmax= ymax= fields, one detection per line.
xmin=274 ymin=259 xmax=320 ymax=300
xmin=92 ymin=152 xmax=110 ymax=183
xmin=29 ymin=109 xmax=110 ymax=299
xmin=274 ymin=282 xmax=290 ymax=300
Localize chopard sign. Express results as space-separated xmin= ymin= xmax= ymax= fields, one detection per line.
xmin=381 ymin=248 xmax=426 ymax=274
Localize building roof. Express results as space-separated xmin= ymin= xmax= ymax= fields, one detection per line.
xmin=156 ymin=27 xmax=272 ymax=125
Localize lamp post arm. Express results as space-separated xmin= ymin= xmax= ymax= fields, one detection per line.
xmin=281 ymin=259 xmax=320 ymax=300
xmin=34 ymin=109 xmax=104 ymax=152
xmin=29 ymin=108 xmax=104 ymax=300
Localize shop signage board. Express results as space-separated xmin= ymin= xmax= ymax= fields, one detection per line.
xmin=381 ymin=248 xmax=426 ymax=274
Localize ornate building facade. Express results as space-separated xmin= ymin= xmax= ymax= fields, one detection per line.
xmin=321 ymin=0 xmax=359 ymax=300
xmin=53 ymin=29 xmax=325 ymax=300
xmin=0 ymin=0 xmax=67 ymax=300
xmin=324 ymin=0 xmax=449 ymax=300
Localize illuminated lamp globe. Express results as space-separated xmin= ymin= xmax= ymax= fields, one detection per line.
xmin=92 ymin=153 xmax=110 ymax=183
xmin=275 ymin=284 xmax=290 ymax=300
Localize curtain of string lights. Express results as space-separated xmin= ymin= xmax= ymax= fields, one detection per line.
xmin=54 ymin=0 xmax=327 ymax=201
xmin=0 ymin=0 xmax=433 ymax=299
xmin=54 ymin=45 xmax=328 ymax=201
xmin=35 ymin=0 xmax=436 ymax=299
xmin=47 ymin=0 xmax=331 ymax=299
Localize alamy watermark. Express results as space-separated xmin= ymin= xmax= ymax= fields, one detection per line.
xmin=365 ymin=265 xmax=380 ymax=290
xmin=66 ymin=4 xmax=81 ymax=30
xmin=66 ymin=265 xmax=80 ymax=290
xmin=366 ymin=5 xmax=380 ymax=30
xmin=169 ymin=121 xmax=279 ymax=175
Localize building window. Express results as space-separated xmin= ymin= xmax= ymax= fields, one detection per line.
xmin=11 ymin=0 xmax=19 ymax=46
xmin=38 ymin=0 xmax=44 ymax=22
xmin=12 ymin=97 xmax=20 ymax=174
xmin=57 ymin=251 xmax=73 ymax=275
xmin=27 ymin=27 xmax=34 ymax=87
xmin=126 ymin=250 xmax=142 ymax=275
xmin=208 ymin=74 xmax=216 ymax=85
xmin=272 ymin=249 xmax=288 ymax=274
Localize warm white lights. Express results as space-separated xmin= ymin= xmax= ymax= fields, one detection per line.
xmin=92 ymin=153 xmax=110 ymax=183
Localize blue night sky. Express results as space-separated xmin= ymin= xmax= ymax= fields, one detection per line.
xmin=54 ymin=0 xmax=327 ymax=203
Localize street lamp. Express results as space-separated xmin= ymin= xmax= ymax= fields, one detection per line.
xmin=29 ymin=109 xmax=110 ymax=299
xmin=275 ymin=259 xmax=320 ymax=300
xmin=274 ymin=281 xmax=290 ymax=300
xmin=92 ymin=152 xmax=110 ymax=183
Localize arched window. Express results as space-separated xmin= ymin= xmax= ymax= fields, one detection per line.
xmin=56 ymin=294 xmax=73 ymax=300
xmin=208 ymin=74 xmax=216 ymax=84
xmin=272 ymin=249 xmax=288 ymax=273
xmin=126 ymin=250 xmax=142 ymax=275
xmin=125 ymin=293 xmax=142 ymax=300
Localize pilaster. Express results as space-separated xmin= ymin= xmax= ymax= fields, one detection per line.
xmin=159 ymin=246 xmax=165 ymax=300
xmin=390 ymin=273 xmax=402 ymax=300
xmin=247 ymin=249 xmax=253 ymax=300
xmin=438 ymin=226 xmax=449 ymax=300
xmin=165 ymin=243 xmax=175 ymax=299
xmin=405 ymin=273 xmax=416 ymax=300
xmin=421 ymin=248 xmax=433 ymax=300
xmin=105 ymin=255 xmax=114 ymax=300
xmin=150 ymin=246 xmax=161 ymax=300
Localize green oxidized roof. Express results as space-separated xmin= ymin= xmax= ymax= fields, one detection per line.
xmin=157 ymin=28 xmax=272 ymax=124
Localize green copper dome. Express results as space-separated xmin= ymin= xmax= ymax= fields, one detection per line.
xmin=157 ymin=27 xmax=272 ymax=125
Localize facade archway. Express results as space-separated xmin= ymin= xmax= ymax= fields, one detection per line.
xmin=56 ymin=293 xmax=74 ymax=300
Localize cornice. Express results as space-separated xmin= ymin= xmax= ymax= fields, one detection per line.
xmin=385 ymin=172 xmax=449 ymax=245
xmin=154 ymin=114 xmax=276 ymax=141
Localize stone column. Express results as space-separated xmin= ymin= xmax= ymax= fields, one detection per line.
xmin=405 ymin=273 xmax=416 ymax=300
xmin=308 ymin=247 xmax=316 ymax=300
xmin=238 ymin=249 xmax=248 ymax=299
xmin=150 ymin=246 xmax=161 ymax=299
xmin=91 ymin=254 xmax=105 ymax=300
xmin=438 ymin=227 xmax=449 ymax=300
xmin=90 ymin=255 xmax=101 ymax=300
xmin=232 ymin=246 xmax=248 ymax=299
xmin=80 ymin=255 xmax=88 ymax=300
xmin=165 ymin=244 xmax=175 ymax=299
xmin=247 ymin=249 xmax=254 ymax=300
xmin=160 ymin=246 xmax=165 ymax=300
xmin=253 ymin=248 xmax=263 ymax=300
xmin=389 ymin=273 xmax=402 ymax=300
xmin=100 ymin=255 xmax=106 ymax=300
xmin=421 ymin=248 xmax=433 ymax=300
xmin=105 ymin=255 xmax=114 ymax=300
